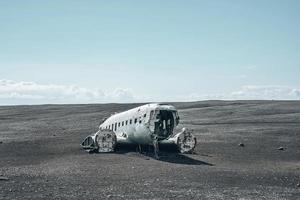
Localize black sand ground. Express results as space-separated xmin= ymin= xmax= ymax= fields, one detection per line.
xmin=0 ymin=101 xmax=299 ymax=199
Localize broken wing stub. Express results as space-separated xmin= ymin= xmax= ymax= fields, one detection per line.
xmin=81 ymin=134 xmax=97 ymax=152
xmin=95 ymin=130 xmax=117 ymax=153
xmin=81 ymin=129 xmax=117 ymax=153
xmin=159 ymin=127 xmax=197 ymax=153
xmin=175 ymin=128 xmax=197 ymax=153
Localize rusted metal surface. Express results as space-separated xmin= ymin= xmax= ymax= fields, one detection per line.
xmin=176 ymin=128 xmax=197 ymax=153
xmin=81 ymin=130 xmax=117 ymax=153
xmin=95 ymin=130 xmax=117 ymax=153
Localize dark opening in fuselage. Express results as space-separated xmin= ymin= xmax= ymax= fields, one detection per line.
xmin=154 ymin=110 xmax=175 ymax=140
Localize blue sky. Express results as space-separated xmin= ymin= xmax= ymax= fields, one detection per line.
xmin=0 ymin=1 xmax=299 ymax=104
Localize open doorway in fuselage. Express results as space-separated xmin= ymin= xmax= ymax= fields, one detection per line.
xmin=154 ymin=110 xmax=175 ymax=140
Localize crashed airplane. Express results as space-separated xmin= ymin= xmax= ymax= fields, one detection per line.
xmin=81 ymin=103 xmax=196 ymax=159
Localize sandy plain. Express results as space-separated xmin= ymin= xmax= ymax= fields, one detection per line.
xmin=0 ymin=101 xmax=299 ymax=199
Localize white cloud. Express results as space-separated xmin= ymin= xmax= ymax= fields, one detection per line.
xmin=0 ymin=80 xmax=134 ymax=105
xmin=0 ymin=80 xmax=299 ymax=105
xmin=170 ymin=85 xmax=300 ymax=101
xmin=229 ymin=85 xmax=300 ymax=100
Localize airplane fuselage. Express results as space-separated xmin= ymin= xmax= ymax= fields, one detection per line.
xmin=81 ymin=103 xmax=196 ymax=156
xmin=99 ymin=103 xmax=179 ymax=145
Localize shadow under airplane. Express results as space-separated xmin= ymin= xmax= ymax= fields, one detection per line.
xmin=155 ymin=152 xmax=213 ymax=166
xmin=112 ymin=144 xmax=214 ymax=166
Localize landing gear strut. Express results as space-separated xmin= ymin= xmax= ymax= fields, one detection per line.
xmin=153 ymin=138 xmax=160 ymax=159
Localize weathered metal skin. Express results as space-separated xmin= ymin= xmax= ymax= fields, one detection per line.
xmin=95 ymin=130 xmax=117 ymax=153
xmin=81 ymin=130 xmax=116 ymax=153
xmin=159 ymin=128 xmax=197 ymax=153
xmin=176 ymin=128 xmax=197 ymax=153
xmin=81 ymin=103 xmax=197 ymax=157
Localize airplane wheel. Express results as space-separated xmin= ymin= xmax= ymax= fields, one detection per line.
xmin=95 ymin=130 xmax=117 ymax=153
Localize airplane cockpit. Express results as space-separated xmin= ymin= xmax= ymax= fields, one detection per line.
xmin=149 ymin=109 xmax=179 ymax=140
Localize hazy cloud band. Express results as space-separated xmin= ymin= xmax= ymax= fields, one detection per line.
xmin=0 ymin=80 xmax=299 ymax=105
xmin=0 ymin=80 xmax=134 ymax=105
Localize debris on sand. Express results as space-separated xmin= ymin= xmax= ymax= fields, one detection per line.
xmin=0 ymin=176 xmax=9 ymax=181
xmin=238 ymin=143 xmax=245 ymax=147
xmin=297 ymin=183 xmax=300 ymax=187
xmin=277 ymin=147 xmax=285 ymax=151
